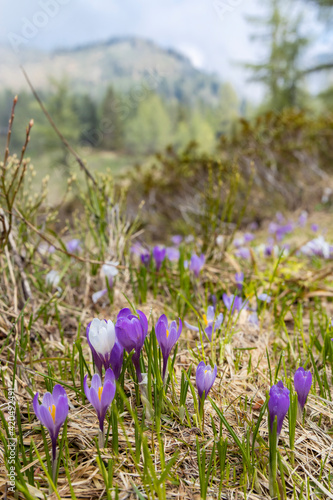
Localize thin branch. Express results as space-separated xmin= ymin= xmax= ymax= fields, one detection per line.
xmin=21 ymin=66 xmax=98 ymax=188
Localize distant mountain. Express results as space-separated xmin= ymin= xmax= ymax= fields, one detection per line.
xmin=0 ymin=37 xmax=222 ymax=105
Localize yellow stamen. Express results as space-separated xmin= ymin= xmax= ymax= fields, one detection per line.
xmin=204 ymin=370 xmax=208 ymax=374
xmin=49 ymin=404 xmax=56 ymax=423
xmin=202 ymin=314 xmax=208 ymax=326
xmin=166 ymin=329 xmax=169 ymax=338
xmin=98 ymin=386 xmax=103 ymax=401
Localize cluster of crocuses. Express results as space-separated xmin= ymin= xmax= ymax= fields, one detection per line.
xmin=269 ymin=367 xmax=312 ymax=437
xmin=32 ymin=308 xmax=190 ymax=473
xmin=131 ymin=239 xmax=205 ymax=278
xmin=268 ymin=367 xmax=312 ymax=496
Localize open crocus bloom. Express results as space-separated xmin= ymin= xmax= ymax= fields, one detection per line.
xmin=115 ymin=308 xmax=148 ymax=382
xmin=87 ymin=319 xmax=116 ymax=375
xmin=268 ymin=381 xmax=290 ymax=436
xmin=196 ymin=361 xmax=217 ymax=405
xmin=185 ymin=306 xmax=223 ymax=341
xmin=155 ymin=315 xmax=182 ymax=379
xmin=84 ymin=369 xmax=116 ymax=432
xmin=33 ymin=385 xmax=68 ymax=461
xmin=223 ymin=294 xmax=248 ymax=314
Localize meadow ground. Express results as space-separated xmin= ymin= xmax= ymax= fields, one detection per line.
xmin=1 ymin=197 xmax=333 ymax=499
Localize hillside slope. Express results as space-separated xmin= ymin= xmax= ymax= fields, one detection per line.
xmin=0 ymin=37 xmax=222 ymax=104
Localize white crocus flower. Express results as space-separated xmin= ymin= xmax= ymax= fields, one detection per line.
xmin=102 ymin=261 xmax=119 ymax=278
xmin=88 ymin=318 xmax=116 ymax=359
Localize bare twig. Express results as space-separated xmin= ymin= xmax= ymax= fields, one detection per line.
xmin=21 ymin=66 xmax=98 ymax=188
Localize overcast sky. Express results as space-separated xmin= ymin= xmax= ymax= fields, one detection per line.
xmin=0 ymin=0 xmax=331 ymax=97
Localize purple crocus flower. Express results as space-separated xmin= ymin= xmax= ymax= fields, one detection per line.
xmin=86 ymin=319 xmax=116 ymax=375
xmin=275 ymin=223 xmax=293 ymax=241
xmin=84 ymin=368 xmax=116 ymax=433
xmin=311 ymin=223 xmax=319 ymax=232
xmin=110 ymin=338 xmax=124 ymax=380
xmin=298 ymin=211 xmax=308 ymax=227
xmin=196 ymin=361 xmax=217 ymax=405
xmin=155 ymin=315 xmax=182 ymax=380
xmin=185 ymin=306 xmax=223 ymax=341
xmin=223 ymin=294 xmax=247 ymax=314
xmin=166 ymin=247 xmax=180 ymax=262
xmin=153 ymin=246 xmax=166 ymax=271
xmin=171 ymin=235 xmax=182 ymax=246
xmin=244 ymin=232 xmax=254 ymax=243
xmin=294 ymin=367 xmax=312 ymax=412
xmin=140 ymin=251 xmax=151 ymax=267
xmin=268 ymin=381 xmax=290 ymax=435
xmin=235 ymin=247 xmax=251 ymax=259
xmin=258 ymin=293 xmax=271 ymax=303
xmin=115 ymin=308 xmax=148 ymax=382
xmin=66 ymin=239 xmax=81 ymax=253
xmin=92 ymin=277 xmax=114 ymax=304
xmin=33 ymin=385 xmax=68 ymax=462
xmin=189 ymin=253 xmax=205 ymax=278
xmin=235 ymin=272 xmax=244 ymax=291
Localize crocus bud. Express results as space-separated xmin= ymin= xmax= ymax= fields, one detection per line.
xmin=153 ymin=246 xmax=166 ymax=271
xmin=155 ymin=315 xmax=182 ymax=380
xmin=84 ymin=368 xmax=116 ymax=433
xmin=115 ymin=308 xmax=148 ymax=382
xmin=268 ymin=381 xmax=290 ymax=436
xmin=235 ymin=272 xmax=244 ymax=291
xmin=196 ymin=361 xmax=217 ymax=406
xmin=33 ymin=385 xmax=68 ymax=461
xmin=87 ymin=319 xmax=116 ymax=375
xmin=189 ymin=253 xmax=205 ymax=278
xmin=294 ymin=367 xmax=312 ymax=413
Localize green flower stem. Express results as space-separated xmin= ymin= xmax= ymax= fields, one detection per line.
xmin=269 ymin=416 xmax=278 ymax=498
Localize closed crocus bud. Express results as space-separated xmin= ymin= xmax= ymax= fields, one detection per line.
xmin=155 ymin=315 xmax=182 ymax=380
xmin=196 ymin=361 xmax=217 ymax=407
xmin=268 ymin=381 xmax=290 ymax=436
xmin=294 ymin=367 xmax=312 ymax=413
xmin=189 ymin=253 xmax=205 ymax=278
xmin=115 ymin=308 xmax=148 ymax=382
xmin=84 ymin=369 xmax=116 ymax=433
xmin=153 ymin=246 xmax=166 ymax=271
xmin=33 ymin=385 xmax=68 ymax=462
xmin=87 ymin=319 xmax=116 ymax=375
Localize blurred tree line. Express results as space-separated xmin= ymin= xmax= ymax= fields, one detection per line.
xmin=0 ymin=80 xmax=240 ymax=159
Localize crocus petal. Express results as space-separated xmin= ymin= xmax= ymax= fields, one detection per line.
xmin=39 ymin=405 xmax=56 ymax=435
xmin=184 ymin=320 xmax=199 ymax=332
xmin=83 ymin=375 xmax=91 ymax=402
xmin=92 ymin=289 xmax=107 ymax=303
xmin=206 ymin=306 xmax=215 ymax=322
xmin=214 ymin=313 xmax=223 ymax=330
xmin=52 ymin=385 xmax=67 ymax=405
xmin=100 ymin=379 xmax=116 ymax=410
xmin=33 ymin=393 xmax=40 ymax=420
xmin=42 ymin=392 xmax=53 ymax=408
xmin=55 ymin=395 xmax=68 ymax=427
xmin=91 ymin=373 xmax=102 ymax=393
xmin=89 ymin=387 xmax=101 ymax=415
